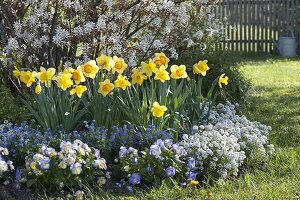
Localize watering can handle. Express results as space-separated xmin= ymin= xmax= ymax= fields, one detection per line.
xmin=287 ymin=27 xmax=295 ymax=38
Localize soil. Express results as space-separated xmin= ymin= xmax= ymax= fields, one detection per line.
xmin=0 ymin=185 xmax=37 ymax=200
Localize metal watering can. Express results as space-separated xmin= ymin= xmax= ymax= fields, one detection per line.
xmin=274 ymin=29 xmax=298 ymax=57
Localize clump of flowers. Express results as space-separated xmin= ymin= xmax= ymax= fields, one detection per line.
xmin=74 ymin=122 xmax=174 ymax=156
xmin=24 ymin=140 xmax=108 ymax=190
xmin=118 ymin=139 xmax=190 ymax=185
xmin=181 ymin=130 xmax=246 ymax=178
xmin=202 ymin=103 xmax=275 ymax=165
xmin=180 ymin=102 xmax=275 ymax=179
xmin=0 ymin=146 xmax=14 ymax=178
xmin=11 ymin=50 xmax=229 ymax=134
xmin=0 ymin=121 xmax=58 ymax=167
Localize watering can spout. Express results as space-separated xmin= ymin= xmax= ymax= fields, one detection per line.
xmin=273 ymin=40 xmax=283 ymax=56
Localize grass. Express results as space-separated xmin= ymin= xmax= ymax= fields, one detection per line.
xmin=95 ymin=55 xmax=300 ymax=200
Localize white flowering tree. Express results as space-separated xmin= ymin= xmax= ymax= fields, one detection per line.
xmin=0 ymin=0 xmax=220 ymax=94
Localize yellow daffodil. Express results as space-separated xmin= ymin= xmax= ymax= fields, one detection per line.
xmin=13 ymin=69 xmax=20 ymax=78
xmin=96 ymin=54 xmax=112 ymax=71
xmin=151 ymin=101 xmax=167 ymax=118
xmin=114 ymin=74 xmax=131 ymax=90
xmin=141 ymin=59 xmax=157 ymax=77
xmin=82 ymin=60 xmax=99 ymax=79
xmin=35 ymin=84 xmax=42 ymax=94
xmin=153 ymin=52 xmax=170 ymax=68
xmin=69 ymin=66 xmax=86 ymax=85
xmin=193 ymin=60 xmax=209 ymax=76
xmin=20 ymin=71 xmax=36 ymax=87
xmin=219 ymin=73 xmax=229 ymax=88
xmin=70 ymin=85 xmax=87 ymax=98
xmin=154 ymin=65 xmax=170 ymax=83
xmin=55 ymin=73 xmax=73 ymax=90
xmin=36 ymin=67 xmax=56 ymax=87
xmin=170 ymin=65 xmax=188 ymax=79
xmin=131 ymin=68 xmax=147 ymax=85
xmin=98 ymin=79 xmax=114 ymax=97
xmin=111 ymin=56 xmax=128 ymax=74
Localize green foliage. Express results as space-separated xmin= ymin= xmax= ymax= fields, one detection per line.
xmin=21 ymin=85 xmax=88 ymax=134
xmin=86 ymin=74 xmax=122 ymax=128
xmin=0 ymin=82 xmax=26 ymax=123
xmin=177 ymin=40 xmax=251 ymax=106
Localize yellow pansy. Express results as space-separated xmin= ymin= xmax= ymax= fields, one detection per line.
xmin=170 ymin=65 xmax=188 ymax=79
xmin=193 ymin=60 xmax=209 ymax=76
xmin=55 ymin=73 xmax=73 ymax=90
xmin=151 ymin=101 xmax=167 ymax=118
xmin=70 ymin=66 xmax=86 ymax=85
xmin=189 ymin=180 xmax=199 ymax=186
xmin=154 ymin=65 xmax=170 ymax=83
xmin=13 ymin=69 xmax=21 ymax=78
xmin=35 ymin=84 xmax=42 ymax=94
xmin=111 ymin=56 xmax=128 ymax=74
xmin=36 ymin=67 xmax=56 ymax=87
xmin=20 ymin=71 xmax=36 ymax=87
xmin=96 ymin=54 xmax=112 ymax=71
xmin=70 ymin=85 xmax=87 ymax=98
xmin=114 ymin=74 xmax=131 ymax=90
xmin=30 ymin=162 xmax=37 ymax=170
xmin=82 ymin=60 xmax=99 ymax=79
xmin=141 ymin=59 xmax=157 ymax=77
xmin=131 ymin=68 xmax=147 ymax=85
xmin=98 ymin=79 xmax=114 ymax=97
xmin=219 ymin=73 xmax=229 ymax=88
xmin=153 ymin=52 xmax=170 ymax=68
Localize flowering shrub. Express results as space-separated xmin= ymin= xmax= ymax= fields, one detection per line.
xmin=0 ymin=0 xmax=219 ymax=73
xmin=24 ymin=140 xmax=108 ymax=190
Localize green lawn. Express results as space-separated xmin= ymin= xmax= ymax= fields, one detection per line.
xmin=97 ymin=56 xmax=300 ymax=200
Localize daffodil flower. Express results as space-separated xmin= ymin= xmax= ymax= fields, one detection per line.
xmin=141 ymin=59 xmax=157 ymax=77
xmin=111 ymin=56 xmax=128 ymax=74
xmin=151 ymin=101 xmax=167 ymax=118
xmin=82 ymin=60 xmax=99 ymax=79
xmin=219 ymin=73 xmax=229 ymax=88
xmin=96 ymin=54 xmax=112 ymax=71
xmin=131 ymin=68 xmax=147 ymax=85
xmin=54 ymin=73 xmax=73 ymax=90
xmin=20 ymin=71 xmax=36 ymax=87
xmin=114 ymin=74 xmax=131 ymax=90
xmin=35 ymin=84 xmax=42 ymax=94
xmin=170 ymin=65 xmax=188 ymax=79
xmin=36 ymin=67 xmax=56 ymax=87
xmin=153 ymin=52 xmax=170 ymax=68
xmin=154 ymin=65 xmax=170 ymax=83
xmin=193 ymin=60 xmax=209 ymax=76
xmin=98 ymin=79 xmax=114 ymax=96
xmin=70 ymin=85 xmax=87 ymax=98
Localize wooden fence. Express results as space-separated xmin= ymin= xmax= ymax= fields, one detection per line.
xmin=213 ymin=0 xmax=300 ymax=54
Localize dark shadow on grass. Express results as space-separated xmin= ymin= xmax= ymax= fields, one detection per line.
xmin=245 ymin=85 xmax=300 ymax=147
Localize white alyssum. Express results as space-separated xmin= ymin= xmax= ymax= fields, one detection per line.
xmin=181 ymin=102 xmax=274 ymax=179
